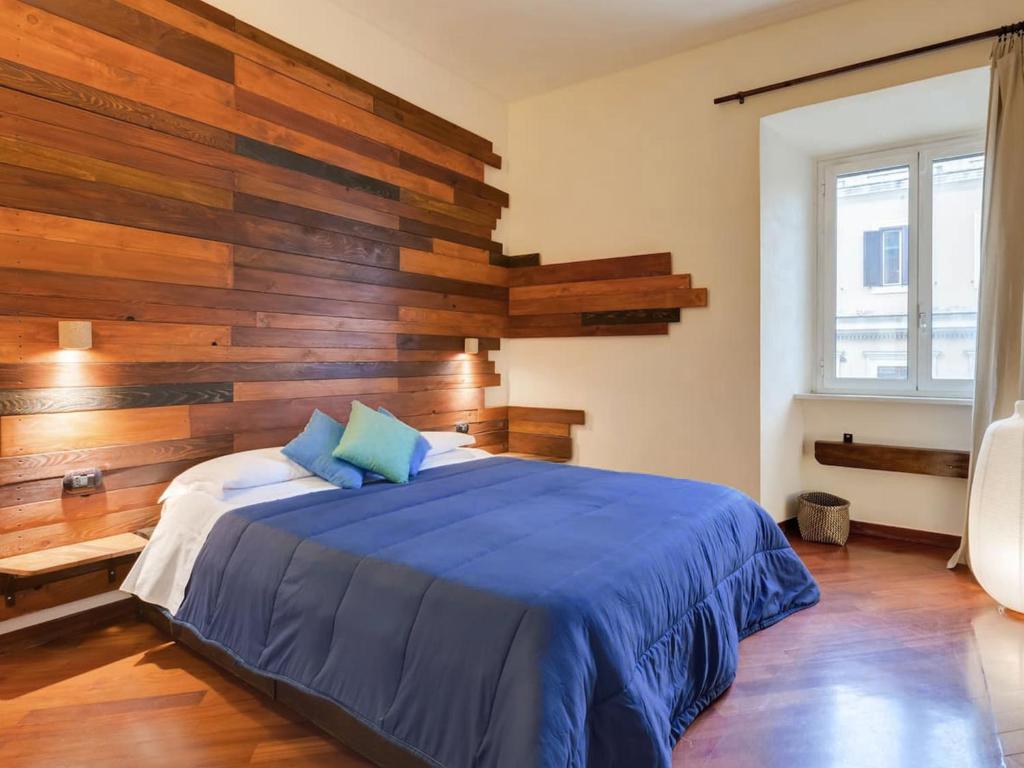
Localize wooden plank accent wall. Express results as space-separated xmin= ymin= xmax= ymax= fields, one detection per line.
xmin=0 ymin=0 xmax=515 ymax=602
xmin=0 ymin=0 xmax=695 ymax=619
xmin=505 ymin=253 xmax=708 ymax=337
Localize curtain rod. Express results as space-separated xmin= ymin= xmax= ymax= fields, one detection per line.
xmin=714 ymin=20 xmax=1024 ymax=105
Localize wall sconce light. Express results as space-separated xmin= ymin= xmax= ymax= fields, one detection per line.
xmin=464 ymin=337 xmax=479 ymax=355
xmin=58 ymin=320 xmax=92 ymax=350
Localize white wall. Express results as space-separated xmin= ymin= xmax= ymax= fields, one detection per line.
xmin=501 ymin=0 xmax=1020 ymax=505
xmin=760 ymin=126 xmax=815 ymax=520
xmin=801 ymin=398 xmax=972 ymax=533
xmin=760 ymin=69 xmax=988 ymax=534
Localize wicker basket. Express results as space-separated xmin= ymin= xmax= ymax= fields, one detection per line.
xmin=797 ymin=492 xmax=850 ymax=545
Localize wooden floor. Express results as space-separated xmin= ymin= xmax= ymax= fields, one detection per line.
xmin=1 ymin=534 xmax=1022 ymax=767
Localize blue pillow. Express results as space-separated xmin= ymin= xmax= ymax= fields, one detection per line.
xmin=378 ymin=407 xmax=431 ymax=477
xmin=332 ymin=401 xmax=420 ymax=483
xmin=282 ymin=410 xmax=364 ymax=489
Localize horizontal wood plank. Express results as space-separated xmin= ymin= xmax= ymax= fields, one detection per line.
xmin=1 ymin=406 xmax=191 ymax=456
xmin=0 ymin=383 xmax=232 ymax=415
xmin=814 ymin=441 xmax=970 ymax=479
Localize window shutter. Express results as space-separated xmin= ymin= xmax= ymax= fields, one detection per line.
xmin=863 ymin=230 xmax=882 ymax=287
xmin=900 ymin=225 xmax=909 ymax=286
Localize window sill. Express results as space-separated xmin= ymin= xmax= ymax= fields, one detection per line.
xmin=795 ymin=392 xmax=972 ymax=407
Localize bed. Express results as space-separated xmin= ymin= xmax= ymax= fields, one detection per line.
xmin=123 ymin=448 xmax=819 ymax=768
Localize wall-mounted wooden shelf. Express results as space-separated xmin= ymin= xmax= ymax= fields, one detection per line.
xmin=0 ymin=533 xmax=148 ymax=608
xmin=814 ymin=441 xmax=969 ymax=479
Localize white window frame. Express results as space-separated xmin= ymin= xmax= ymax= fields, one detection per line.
xmin=816 ymin=134 xmax=984 ymax=398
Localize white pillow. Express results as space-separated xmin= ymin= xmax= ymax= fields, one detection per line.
xmin=422 ymin=431 xmax=476 ymax=456
xmin=159 ymin=447 xmax=313 ymax=502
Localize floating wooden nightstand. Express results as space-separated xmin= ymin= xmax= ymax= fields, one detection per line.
xmin=814 ymin=440 xmax=969 ymax=479
xmin=0 ymin=533 xmax=148 ymax=607
xmin=502 ymin=452 xmax=570 ymax=463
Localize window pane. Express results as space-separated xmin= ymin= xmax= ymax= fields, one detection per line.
xmin=835 ymin=165 xmax=910 ymax=379
xmin=931 ymin=154 xmax=983 ymax=381
xmin=882 ymin=229 xmax=902 ymax=285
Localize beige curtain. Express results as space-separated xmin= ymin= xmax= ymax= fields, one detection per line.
xmin=950 ymin=32 xmax=1024 ymax=568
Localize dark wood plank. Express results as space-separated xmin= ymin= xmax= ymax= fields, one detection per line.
xmin=490 ymin=253 xmax=541 ymax=268
xmin=231 ymin=327 xmax=393 ymax=350
xmin=506 ymin=322 xmax=671 ymax=338
xmin=0 ymin=268 xmax=400 ymax=322
xmin=0 ymin=291 xmax=255 ymax=328
xmin=234 ymin=193 xmax=430 ymax=251
xmin=0 ymin=383 xmax=233 ymax=416
xmin=232 ymin=268 xmax=507 ymax=315
xmin=395 ymin=335 xmax=500 ymax=351
xmin=0 ymin=435 xmax=233 ymax=485
xmin=0 ymin=164 xmax=400 ymax=269
xmin=235 ymin=136 xmax=400 ymax=201
xmin=814 ymin=440 xmax=970 ymax=479
xmin=581 ymin=308 xmax=681 ymax=325
xmin=399 ymin=216 xmax=502 ymax=255
xmin=0 ymin=459 xmax=201 ymax=507
xmin=0 ymin=361 xmax=495 ymax=389
xmin=509 ymin=286 xmax=707 ymax=316
xmin=233 ymin=247 xmax=508 ymax=302
xmin=21 ymin=0 xmax=235 ymax=82
xmin=506 ymin=253 xmax=672 ymax=287
xmin=0 ymin=58 xmax=233 ymax=151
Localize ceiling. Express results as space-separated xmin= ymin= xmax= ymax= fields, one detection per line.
xmin=328 ymin=0 xmax=856 ymax=101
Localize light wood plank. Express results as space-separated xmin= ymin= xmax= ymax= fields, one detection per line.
xmin=1 ymin=406 xmax=191 ymax=456
xmin=0 ymin=532 xmax=147 ymax=576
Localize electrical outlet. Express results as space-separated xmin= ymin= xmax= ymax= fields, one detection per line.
xmin=455 ymin=422 xmax=470 ymax=434
xmin=63 ymin=468 xmax=103 ymax=495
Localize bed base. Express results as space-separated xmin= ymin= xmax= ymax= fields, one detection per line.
xmin=139 ymin=602 xmax=430 ymax=768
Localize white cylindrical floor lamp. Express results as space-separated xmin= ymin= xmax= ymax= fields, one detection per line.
xmin=970 ymin=401 xmax=1024 ymax=619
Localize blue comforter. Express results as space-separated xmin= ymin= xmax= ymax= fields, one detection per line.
xmin=176 ymin=457 xmax=819 ymax=767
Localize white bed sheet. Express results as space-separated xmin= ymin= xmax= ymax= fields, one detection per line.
xmin=121 ymin=447 xmax=492 ymax=613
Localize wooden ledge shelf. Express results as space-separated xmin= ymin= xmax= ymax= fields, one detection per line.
xmin=814 ymin=440 xmax=969 ymax=479
xmin=0 ymin=533 xmax=148 ymax=607
xmin=501 ymin=452 xmax=570 ymax=464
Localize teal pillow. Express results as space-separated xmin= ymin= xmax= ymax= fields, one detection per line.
xmin=332 ymin=401 xmax=421 ymax=483
xmin=378 ymin=407 xmax=431 ymax=477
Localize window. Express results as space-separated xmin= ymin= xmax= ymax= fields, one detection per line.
xmin=817 ymin=137 xmax=983 ymax=396
xmin=863 ymin=225 xmax=908 ymax=287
